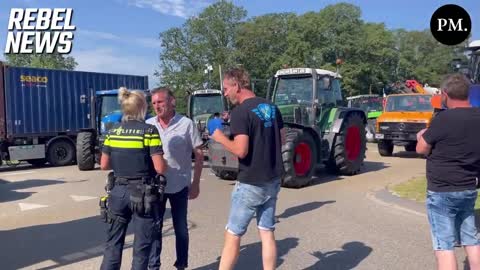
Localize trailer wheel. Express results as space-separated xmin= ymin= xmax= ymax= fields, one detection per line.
xmin=76 ymin=132 xmax=95 ymax=171
xmin=48 ymin=139 xmax=75 ymax=166
xmin=282 ymin=129 xmax=317 ymax=188
xmin=326 ymin=113 xmax=367 ymax=175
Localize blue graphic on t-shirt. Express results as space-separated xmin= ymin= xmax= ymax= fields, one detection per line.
xmin=252 ymin=103 xmax=276 ymax=127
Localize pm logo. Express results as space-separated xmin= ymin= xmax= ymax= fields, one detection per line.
xmin=430 ymin=4 xmax=471 ymax=46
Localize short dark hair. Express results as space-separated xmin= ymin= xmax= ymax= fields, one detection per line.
xmin=150 ymin=87 xmax=175 ymax=99
xmin=214 ymin=112 xmax=220 ymax=117
xmin=441 ymin=73 xmax=471 ymax=100
xmin=224 ymin=67 xmax=251 ymax=90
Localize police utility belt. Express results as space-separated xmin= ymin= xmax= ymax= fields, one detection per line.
xmin=99 ymin=172 xmax=167 ymax=223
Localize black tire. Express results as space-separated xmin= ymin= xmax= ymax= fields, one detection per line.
xmin=378 ymin=140 xmax=394 ymax=156
xmin=326 ymin=113 xmax=367 ymax=175
xmin=27 ymin=159 xmax=47 ymax=167
xmin=47 ymin=139 xmax=76 ymax=166
xmin=404 ymin=144 xmax=416 ymax=152
xmin=219 ymin=170 xmax=237 ymax=180
xmin=282 ymin=129 xmax=318 ymax=188
xmin=76 ymin=132 xmax=95 ymax=170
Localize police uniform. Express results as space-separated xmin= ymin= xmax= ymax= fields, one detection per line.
xmin=100 ymin=120 xmax=164 ymax=270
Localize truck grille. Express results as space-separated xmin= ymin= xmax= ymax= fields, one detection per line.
xmin=379 ymin=122 xmax=426 ymax=133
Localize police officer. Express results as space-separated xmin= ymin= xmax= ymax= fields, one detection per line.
xmin=99 ymin=87 xmax=167 ymax=270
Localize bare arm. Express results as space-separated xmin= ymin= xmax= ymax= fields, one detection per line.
xmin=100 ymin=153 xmax=111 ymax=170
xmin=416 ymin=129 xmax=432 ymax=155
xmin=192 ymin=147 xmax=204 ymax=184
xmin=212 ymin=130 xmax=249 ymax=158
xmin=151 ymin=154 xmax=167 ymax=175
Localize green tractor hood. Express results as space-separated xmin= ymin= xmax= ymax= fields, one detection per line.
xmin=367 ymin=111 xmax=382 ymax=119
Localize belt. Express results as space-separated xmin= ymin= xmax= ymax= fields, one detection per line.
xmin=115 ymin=176 xmax=151 ymax=185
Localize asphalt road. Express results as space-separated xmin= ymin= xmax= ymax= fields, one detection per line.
xmin=0 ymin=144 xmax=471 ymax=269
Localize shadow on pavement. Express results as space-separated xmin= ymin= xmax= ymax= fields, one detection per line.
xmin=393 ymin=151 xmax=425 ymax=159
xmin=276 ymin=201 xmax=335 ymax=221
xmin=0 ymin=211 xmax=179 ymax=270
xmin=0 ymin=178 xmax=65 ymax=203
xmin=308 ymin=160 xmax=389 ymax=187
xmin=194 ymin=237 xmax=299 ymax=270
xmin=303 ymin=241 xmax=372 ymax=270
xmin=360 ymin=161 xmax=390 ymax=173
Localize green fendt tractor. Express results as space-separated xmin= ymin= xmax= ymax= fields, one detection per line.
xmin=346 ymin=94 xmax=383 ymax=142
xmin=270 ymin=68 xmax=367 ymax=188
xmin=208 ymin=67 xmax=367 ymax=188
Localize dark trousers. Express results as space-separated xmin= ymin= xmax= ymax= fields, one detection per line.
xmin=100 ymin=184 xmax=158 ymax=270
xmin=148 ymin=187 xmax=189 ymax=269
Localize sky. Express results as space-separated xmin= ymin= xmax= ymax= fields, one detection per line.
xmin=0 ymin=0 xmax=478 ymax=88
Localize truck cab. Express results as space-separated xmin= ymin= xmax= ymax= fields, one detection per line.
xmin=375 ymin=93 xmax=433 ymax=156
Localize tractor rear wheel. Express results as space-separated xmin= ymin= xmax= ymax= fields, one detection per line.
xmin=76 ymin=132 xmax=95 ymax=170
xmin=282 ymin=129 xmax=317 ymax=188
xmin=326 ymin=113 xmax=366 ymax=175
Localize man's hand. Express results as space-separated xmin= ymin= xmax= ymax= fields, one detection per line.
xmin=189 ymin=182 xmax=200 ymax=200
xmin=211 ymin=129 xmax=226 ymax=143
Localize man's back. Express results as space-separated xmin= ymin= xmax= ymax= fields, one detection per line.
xmin=230 ymin=97 xmax=284 ymax=184
xmin=424 ymin=107 xmax=480 ymax=191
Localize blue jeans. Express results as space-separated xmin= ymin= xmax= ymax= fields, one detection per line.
xmin=426 ymin=189 xmax=480 ymax=251
xmin=100 ymin=184 xmax=158 ymax=270
xmin=148 ymin=187 xmax=189 ymax=269
xmin=226 ymin=179 xmax=281 ymax=236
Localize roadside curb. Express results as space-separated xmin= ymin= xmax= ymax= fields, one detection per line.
xmin=366 ymin=186 xmax=427 ymax=218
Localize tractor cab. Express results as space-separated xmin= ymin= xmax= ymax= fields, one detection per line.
xmin=271 ymin=68 xmax=343 ymax=129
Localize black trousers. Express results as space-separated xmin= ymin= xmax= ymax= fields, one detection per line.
xmin=100 ymin=184 xmax=160 ymax=270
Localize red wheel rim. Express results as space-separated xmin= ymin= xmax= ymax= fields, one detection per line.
xmin=294 ymin=142 xmax=312 ymax=176
xmin=345 ymin=126 xmax=361 ymax=161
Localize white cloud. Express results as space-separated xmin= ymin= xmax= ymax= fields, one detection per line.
xmin=71 ymin=47 xmax=160 ymax=88
xmin=77 ymin=30 xmax=160 ymax=49
xmin=127 ymin=0 xmax=213 ymax=18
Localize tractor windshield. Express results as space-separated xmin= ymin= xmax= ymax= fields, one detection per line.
xmin=274 ymin=75 xmax=313 ymax=105
xmin=190 ymin=94 xmax=224 ymax=116
xmin=385 ymin=95 xmax=432 ymax=112
xmin=101 ymin=95 xmax=121 ymax=118
xmin=351 ymin=97 xmax=383 ymax=112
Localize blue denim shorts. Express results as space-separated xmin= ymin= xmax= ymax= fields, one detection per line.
xmin=426 ymin=190 xmax=480 ymax=251
xmin=225 ymin=179 xmax=281 ymax=236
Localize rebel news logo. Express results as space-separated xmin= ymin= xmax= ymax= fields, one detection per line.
xmin=4 ymin=8 xmax=75 ymax=54
xmin=430 ymin=4 xmax=471 ymax=46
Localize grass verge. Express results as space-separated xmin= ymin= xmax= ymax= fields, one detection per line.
xmin=390 ymin=176 xmax=480 ymax=209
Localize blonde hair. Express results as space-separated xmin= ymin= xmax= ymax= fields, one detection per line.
xmin=118 ymin=87 xmax=147 ymax=122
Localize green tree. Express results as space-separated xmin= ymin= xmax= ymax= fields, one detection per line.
xmin=5 ymin=53 xmax=77 ymax=70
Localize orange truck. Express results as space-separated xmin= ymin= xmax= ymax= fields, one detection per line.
xmin=374 ymin=93 xmax=435 ymax=156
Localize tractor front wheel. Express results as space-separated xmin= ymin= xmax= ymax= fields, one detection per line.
xmin=282 ymin=130 xmax=317 ymax=188
xmin=326 ymin=113 xmax=367 ymax=175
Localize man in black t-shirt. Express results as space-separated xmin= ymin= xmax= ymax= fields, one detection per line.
xmin=417 ymin=73 xmax=480 ymax=270
xmin=212 ymin=68 xmax=285 ymax=270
